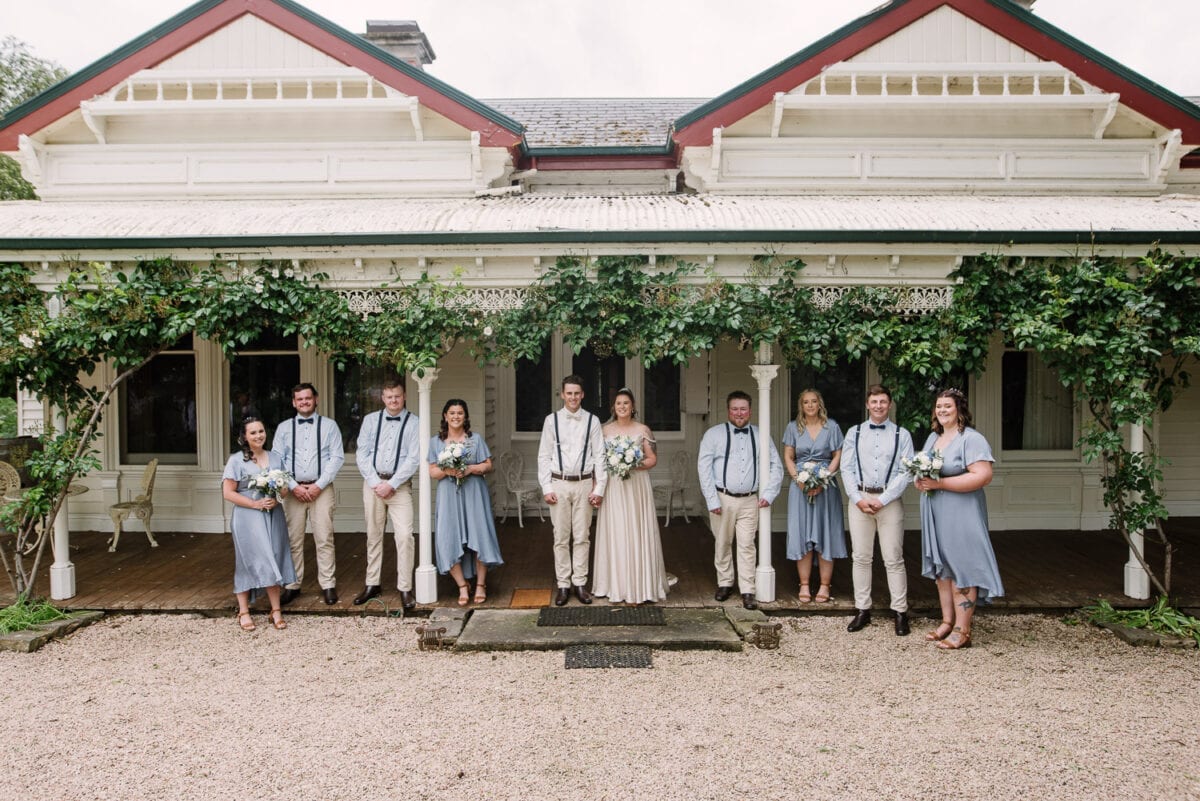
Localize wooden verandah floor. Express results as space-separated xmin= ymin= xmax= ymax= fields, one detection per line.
xmin=15 ymin=516 xmax=1198 ymax=615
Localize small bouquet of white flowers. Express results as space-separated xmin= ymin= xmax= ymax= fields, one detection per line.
xmin=604 ymin=435 xmax=644 ymax=480
xmin=901 ymin=449 xmax=943 ymax=495
xmin=437 ymin=441 xmax=471 ymax=487
xmin=794 ymin=461 xmax=834 ymax=505
xmin=248 ymin=468 xmax=292 ymax=512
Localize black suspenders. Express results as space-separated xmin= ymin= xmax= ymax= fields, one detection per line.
xmin=722 ymin=423 xmax=757 ymax=491
xmin=291 ymin=415 xmax=322 ymax=479
xmin=372 ymin=411 xmax=410 ymax=476
xmin=854 ymin=424 xmax=900 ymax=489
xmin=553 ymin=411 xmax=593 ymax=474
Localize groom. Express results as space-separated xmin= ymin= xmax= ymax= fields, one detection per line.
xmin=538 ymin=375 xmax=607 ymax=606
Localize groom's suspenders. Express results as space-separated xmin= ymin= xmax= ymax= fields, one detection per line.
xmin=721 ymin=423 xmax=757 ymax=492
xmin=854 ymin=424 xmax=900 ymax=490
xmin=553 ymin=411 xmax=594 ymax=475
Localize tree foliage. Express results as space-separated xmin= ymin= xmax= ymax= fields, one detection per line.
xmin=0 ymin=36 xmax=69 ymax=202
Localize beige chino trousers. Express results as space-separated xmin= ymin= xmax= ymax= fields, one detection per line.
xmin=847 ymin=494 xmax=908 ymax=613
xmin=362 ymin=481 xmax=415 ymax=591
xmin=550 ymin=478 xmax=594 ymax=588
xmin=710 ymin=492 xmax=760 ymax=595
xmin=281 ymin=488 xmax=337 ymax=590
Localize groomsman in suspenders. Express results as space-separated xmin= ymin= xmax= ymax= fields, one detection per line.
xmin=272 ymin=383 xmax=344 ymax=606
xmin=354 ymin=377 xmax=421 ymax=610
xmin=538 ymin=375 xmax=607 ymax=607
xmin=697 ymin=390 xmax=783 ymax=610
xmin=839 ymin=384 xmax=915 ymax=636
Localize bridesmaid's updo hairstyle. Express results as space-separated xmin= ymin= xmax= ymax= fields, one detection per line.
xmin=609 ymin=388 xmax=638 ymax=422
xmin=438 ymin=399 xmax=472 ymax=440
xmin=237 ymin=416 xmax=265 ymax=461
xmin=795 ymin=388 xmax=828 ymax=428
xmin=932 ymin=388 xmax=972 ymax=434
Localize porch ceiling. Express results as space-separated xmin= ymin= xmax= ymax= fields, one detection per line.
xmin=1 ymin=193 xmax=1200 ymax=248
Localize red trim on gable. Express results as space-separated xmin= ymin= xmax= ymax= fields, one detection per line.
xmin=525 ymin=155 xmax=678 ymax=171
xmin=0 ymin=0 xmax=522 ymax=152
xmin=675 ymin=0 xmax=1200 ymax=148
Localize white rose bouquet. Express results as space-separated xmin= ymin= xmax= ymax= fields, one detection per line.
xmin=437 ymin=441 xmax=471 ymax=487
xmin=248 ymin=468 xmax=292 ymax=512
xmin=901 ymin=449 xmax=944 ymax=495
xmin=604 ymin=435 xmax=644 ymax=480
xmin=794 ymin=460 xmax=834 ymax=505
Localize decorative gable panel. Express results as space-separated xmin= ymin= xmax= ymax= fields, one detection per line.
xmin=851 ymin=5 xmax=1039 ymax=64
xmin=156 ymin=14 xmax=344 ymax=70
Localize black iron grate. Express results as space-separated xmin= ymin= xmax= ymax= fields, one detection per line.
xmin=537 ymin=606 xmax=665 ymax=627
xmin=565 ymin=644 xmax=653 ymax=669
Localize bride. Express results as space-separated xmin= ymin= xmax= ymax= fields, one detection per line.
xmin=592 ymin=388 xmax=669 ymax=604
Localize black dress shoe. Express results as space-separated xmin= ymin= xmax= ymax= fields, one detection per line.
xmin=554 ymin=587 xmax=571 ymax=606
xmin=847 ymin=609 xmax=872 ymax=632
xmin=574 ymin=585 xmax=594 ymax=604
xmin=322 ymin=588 xmax=338 ymax=605
xmin=741 ymin=593 xmax=758 ymax=610
xmin=279 ymin=588 xmax=300 ymax=606
xmin=895 ymin=611 xmax=911 ymax=637
xmin=714 ymin=586 xmax=734 ymax=602
xmin=352 ymin=585 xmax=381 ymax=605
xmin=400 ymin=590 xmax=416 ymax=610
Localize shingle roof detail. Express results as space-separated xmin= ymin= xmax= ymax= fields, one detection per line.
xmin=485 ymin=98 xmax=703 ymax=149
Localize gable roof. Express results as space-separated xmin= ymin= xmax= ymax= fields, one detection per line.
xmin=674 ymin=0 xmax=1200 ymax=146
xmin=0 ymin=0 xmax=523 ymax=152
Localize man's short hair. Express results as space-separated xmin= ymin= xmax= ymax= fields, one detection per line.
xmin=382 ymin=376 xmax=406 ymax=393
xmin=561 ymin=374 xmax=585 ymax=391
xmin=291 ymin=382 xmax=318 ymax=398
xmin=866 ymin=384 xmax=892 ymax=401
xmin=726 ymin=390 xmax=752 ymax=407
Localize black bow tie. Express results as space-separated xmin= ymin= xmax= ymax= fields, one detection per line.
xmin=733 ymin=427 xmax=750 ymax=435
xmin=297 ymin=418 xmax=314 ymax=425
xmin=385 ymin=415 xmax=405 ymax=422
xmin=869 ymin=423 xmax=887 ymax=430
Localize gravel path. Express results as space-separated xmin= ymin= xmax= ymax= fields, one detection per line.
xmin=0 ymin=613 xmax=1196 ymax=800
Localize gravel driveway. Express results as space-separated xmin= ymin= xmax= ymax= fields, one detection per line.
xmin=0 ymin=613 xmax=1195 ymax=800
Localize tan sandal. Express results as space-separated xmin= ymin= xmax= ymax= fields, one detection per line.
xmin=925 ymin=620 xmax=954 ymax=641
xmin=814 ymin=584 xmax=832 ymax=603
xmin=474 ymin=582 xmax=487 ymax=604
xmin=237 ymin=611 xmax=256 ymax=632
xmin=937 ymin=627 xmax=972 ymax=650
xmin=269 ymin=608 xmax=287 ymax=630
xmin=456 ymin=582 xmax=470 ymax=607
xmin=797 ymin=583 xmax=812 ymax=603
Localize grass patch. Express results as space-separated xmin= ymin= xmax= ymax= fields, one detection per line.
xmin=0 ymin=597 xmax=68 ymax=634
xmin=1081 ymin=596 xmax=1200 ymax=646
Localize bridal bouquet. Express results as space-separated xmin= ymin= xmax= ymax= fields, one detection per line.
xmin=249 ymin=469 xmax=292 ymax=511
xmin=604 ymin=435 xmax=644 ymax=480
xmin=794 ymin=461 xmax=834 ymax=505
xmin=437 ymin=441 xmax=471 ymax=486
xmin=901 ymin=449 xmax=943 ymax=495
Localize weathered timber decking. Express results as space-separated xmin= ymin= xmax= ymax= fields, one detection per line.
xmin=6 ymin=519 xmax=1197 ymax=614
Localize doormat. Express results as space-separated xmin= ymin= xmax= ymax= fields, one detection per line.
xmin=509 ymin=588 xmax=553 ymax=609
xmin=565 ymin=644 xmax=652 ymax=669
xmin=538 ymin=606 xmax=665 ymax=627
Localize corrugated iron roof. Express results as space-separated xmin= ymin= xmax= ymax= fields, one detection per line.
xmin=485 ymin=98 xmax=702 ymax=149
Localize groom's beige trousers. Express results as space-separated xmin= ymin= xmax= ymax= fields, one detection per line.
xmin=550 ymin=478 xmax=594 ymax=587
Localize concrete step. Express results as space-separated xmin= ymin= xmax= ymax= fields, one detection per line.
xmin=453 ymin=607 xmax=754 ymax=652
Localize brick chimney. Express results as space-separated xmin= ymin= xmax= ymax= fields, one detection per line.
xmin=362 ymin=21 xmax=435 ymax=70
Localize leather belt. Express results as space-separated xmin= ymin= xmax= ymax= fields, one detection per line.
xmin=718 ymin=488 xmax=755 ymax=498
xmin=551 ymin=471 xmax=593 ymax=481
xmin=296 ymin=480 xmax=317 ymax=486
xmin=859 ymin=485 xmax=884 ymax=493
xmin=377 ymin=473 xmax=394 ymax=480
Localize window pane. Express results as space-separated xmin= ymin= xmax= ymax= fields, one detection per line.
xmin=239 ymin=331 xmax=297 ymax=351
xmin=789 ymin=356 xmax=865 ymax=432
xmin=642 ymin=359 xmax=681 ymax=432
xmin=229 ymin=356 xmax=299 ymax=452
xmin=1002 ymin=351 xmax=1073 ymax=450
xmin=573 ymin=346 xmax=625 ymax=421
xmin=121 ymin=354 xmax=197 ymax=464
xmin=334 ymin=362 xmax=403 ymax=451
xmin=515 ymin=341 xmax=553 ymax=432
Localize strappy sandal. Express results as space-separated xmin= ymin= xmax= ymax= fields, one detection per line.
xmin=474 ymin=582 xmax=487 ymax=605
xmin=797 ymin=583 xmax=812 ymax=603
xmin=269 ymin=608 xmax=287 ymax=630
xmin=237 ymin=611 xmax=256 ymax=632
xmin=456 ymin=582 xmax=470 ymax=607
xmin=814 ymin=584 xmax=832 ymax=603
xmin=937 ymin=627 xmax=972 ymax=650
xmin=925 ymin=620 xmax=954 ymax=641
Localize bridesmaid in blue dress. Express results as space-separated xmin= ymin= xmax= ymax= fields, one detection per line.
xmin=914 ymin=389 xmax=1004 ymax=650
xmin=427 ymin=399 xmax=503 ymax=606
xmin=783 ymin=389 xmax=846 ymax=604
xmin=222 ymin=416 xmax=297 ymax=632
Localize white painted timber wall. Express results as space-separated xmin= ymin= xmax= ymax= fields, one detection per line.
xmin=851 ymin=6 xmax=1042 ymax=64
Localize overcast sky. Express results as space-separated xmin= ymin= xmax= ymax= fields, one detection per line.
xmin=5 ymin=0 xmax=1199 ymax=99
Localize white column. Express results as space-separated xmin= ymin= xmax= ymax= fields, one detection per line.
xmin=1123 ymin=422 xmax=1151 ymax=599
xmin=49 ymin=409 xmax=76 ymax=600
xmin=750 ymin=354 xmax=779 ymax=604
xmin=413 ymin=367 xmax=440 ymax=604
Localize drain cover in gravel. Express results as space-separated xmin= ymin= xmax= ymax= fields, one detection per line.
xmin=565 ymin=644 xmax=652 ymax=669
xmin=538 ymin=606 xmax=665 ymax=627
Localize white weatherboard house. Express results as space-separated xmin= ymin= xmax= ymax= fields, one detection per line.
xmin=2 ymin=0 xmax=1199 ymax=603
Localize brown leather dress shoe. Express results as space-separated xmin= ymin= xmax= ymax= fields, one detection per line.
xmin=741 ymin=593 xmax=758 ymax=610
xmin=279 ymin=587 xmax=300 ymax=606
xmin=352 ymin=585 xmax=381 ymax=605
xmin=400 ymin=590 xmax=416 ymax=610
xmin=554 ymin=587 xmax=571 ymax=606
xmin=714 ymin=586 xmax=734 ymax=602
xmin=322 ymin=588 xmax=338 ymax=605
xmin=574 ymin=585 xmax=594 ymax=604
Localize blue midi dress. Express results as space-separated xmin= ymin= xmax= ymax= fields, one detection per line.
xmin=784 ymin=419 xmax=847 ymax=560
xmin=223 ymin=452 xmax=297 ymax=600
xmin=919 ymin=427 xmax=1005 ymax=603
xmin=428 ymin=433 xmax=503 ymax=578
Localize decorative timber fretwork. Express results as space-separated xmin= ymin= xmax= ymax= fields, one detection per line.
xmin=808 ymin=285 xmax=953 ymax=313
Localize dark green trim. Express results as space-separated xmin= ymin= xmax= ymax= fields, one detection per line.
xmin=5 ymin=229 xmax=1200 ymax=250
xmin=0 ymin=0 xmax=523 ymax=137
